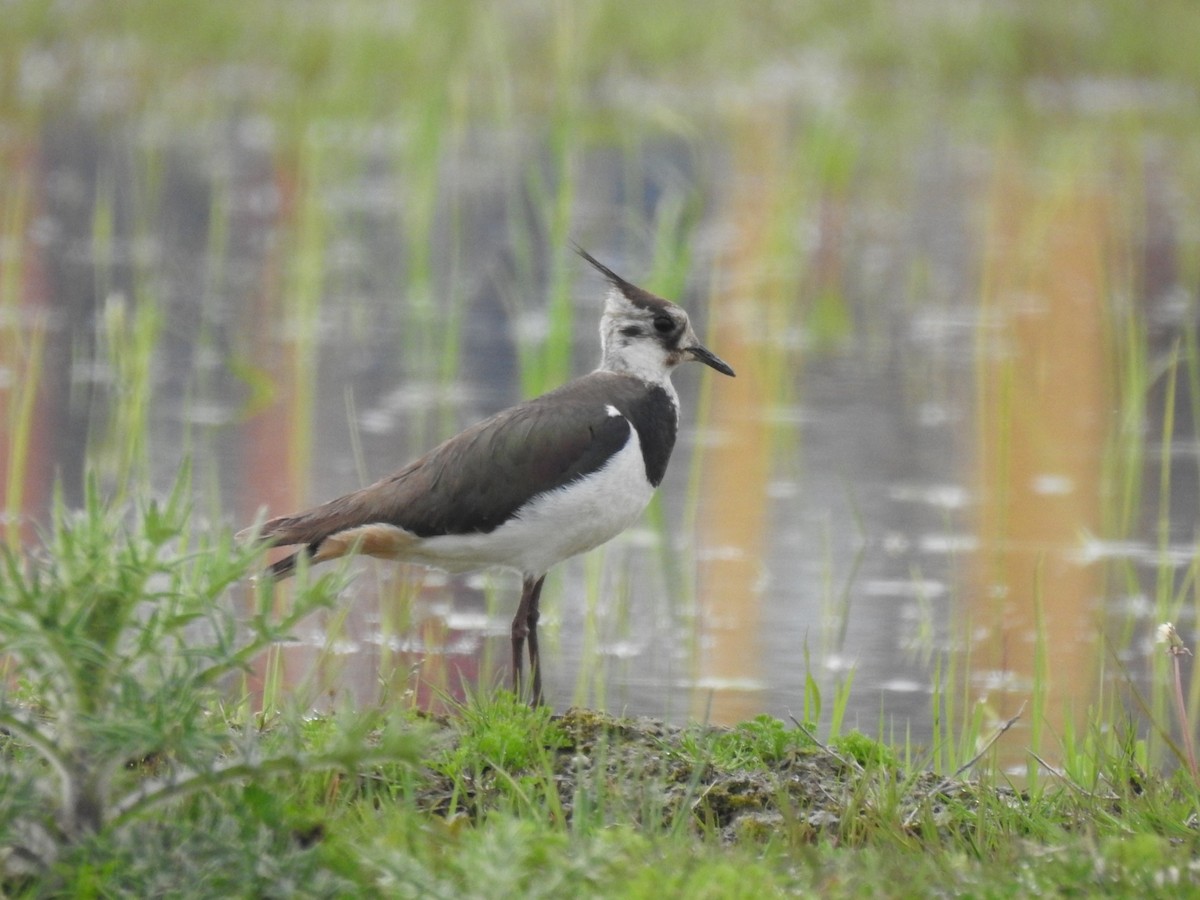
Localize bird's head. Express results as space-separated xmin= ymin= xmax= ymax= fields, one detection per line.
xmin=577 ymin=247 xmax=735 ymax=383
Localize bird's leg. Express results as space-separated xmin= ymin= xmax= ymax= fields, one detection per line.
xmin=525 ymin=575 xmax=546 ymax=706
xmin=511 ymin=576 xmax=536 ymax=700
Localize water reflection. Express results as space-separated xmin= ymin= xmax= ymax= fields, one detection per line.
xmin=971 ymin=161 xmax=1112 ymax=744
xmin=1 ymin=111 xmax=1194 ymax=753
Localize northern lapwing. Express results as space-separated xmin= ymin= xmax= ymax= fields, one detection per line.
xmin=238 ymin=248 xmax=734 ymax=704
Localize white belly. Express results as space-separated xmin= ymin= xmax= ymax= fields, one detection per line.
xmin=396 ymin=428 xmax=655 ymax=576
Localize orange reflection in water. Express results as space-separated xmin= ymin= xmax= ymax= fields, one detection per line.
xmin=693 ymin=115 xmax=798 ymax=724
xmin=1 ymin=141 xmax=59 ymax=549
xmin=235 ymin=157 xmax=320 ymax=709
xmin=971 ymin=156 xmax=1114 ymax=748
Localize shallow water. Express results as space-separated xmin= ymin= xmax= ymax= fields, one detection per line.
xmin=3 ymin=49 xmax=1199 ymax=755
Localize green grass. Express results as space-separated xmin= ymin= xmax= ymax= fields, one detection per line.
xmin=0 ymin=469 xmax=422 ymax=886
xmin=6 ymin=1 xmax=1200 ymax=125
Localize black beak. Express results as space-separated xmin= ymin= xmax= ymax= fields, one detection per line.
xmin=688 ymin=344 xmax=735 ymax=377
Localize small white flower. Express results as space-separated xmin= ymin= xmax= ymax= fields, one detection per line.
xmin=1157 ymin=622 xmax=1191 ymax=656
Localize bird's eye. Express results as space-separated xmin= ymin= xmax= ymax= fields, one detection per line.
xmin=653 ymin=316 xmax=674 ymax=334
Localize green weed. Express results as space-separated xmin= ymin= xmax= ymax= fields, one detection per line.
xmin=0 ymin=467 xmax=421 ymax=882
xmin=434 ymin=689 xmax=566 ymax=779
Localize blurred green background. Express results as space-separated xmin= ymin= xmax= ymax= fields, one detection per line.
xmin=3 ymin=0 xmax=1200 ymax=754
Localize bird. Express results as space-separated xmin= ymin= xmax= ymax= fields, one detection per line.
xmin=238 ymin=247 xmax=734 ymax=705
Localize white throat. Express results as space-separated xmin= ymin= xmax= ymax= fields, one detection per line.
xmin=600 ymin=339 xmax=677 ymax=385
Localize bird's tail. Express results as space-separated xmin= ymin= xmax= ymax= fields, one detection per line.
xmin=263 ymin=547 xmax=308 ymax=580
xmin=238 ymin=491 xmax=411 ymax=581
xmin=237 ymin=508 xmax=346 ymax=582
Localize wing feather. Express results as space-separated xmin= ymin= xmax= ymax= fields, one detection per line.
xmin=250 ymin=373 xmax=636 ymax=549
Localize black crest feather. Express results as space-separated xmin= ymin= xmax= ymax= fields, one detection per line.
xmin=573 ymin=244 xmax=672 ymax=312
